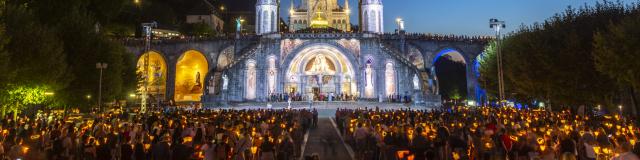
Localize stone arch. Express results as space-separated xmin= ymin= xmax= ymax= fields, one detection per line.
xmin=215 ymin=46 xmax=235 ymax=71
xmin=432 ymin=48 xmax=469 ymax=101
xmin=283 ymin=41 xmax=359 ymax=74
xmin=204 ymin=46 xmax=234 ymax=96
xmin=433 ymin=48 xmax=468 ymax=65
xmin=245 ymin=59 xmax=257 ymax=100
xmin=174 ymin=50 xmax=209 ymax=102
xmin=407 ymin=44 xmax=426 ymax=70
xmin=136 ymin=51 xmax=168 ymax=100
xmin=363 ymin=56 xmax=376 ymax=98
xmin=266 ymin=55 xmax=278 ymax=94
xmin=384 ymin=61 xmax=396 ymax=96
xmin=282 ymin=41 xmax=360 ymax=97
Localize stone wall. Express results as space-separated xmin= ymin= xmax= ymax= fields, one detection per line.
xmin=123 ymin=33 xmax=487 ymax=105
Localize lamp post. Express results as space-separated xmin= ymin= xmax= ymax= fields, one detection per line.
xmin=489 ymin=18 xmax=506 ymax=107
xmin=395 ymin=18 xmax=405 ymax=32
xmin=96 ymin=62 xmax=108 ymax=113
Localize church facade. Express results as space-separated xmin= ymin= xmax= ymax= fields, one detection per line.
xmin=125 ymin=0 xmax=489 ymax=107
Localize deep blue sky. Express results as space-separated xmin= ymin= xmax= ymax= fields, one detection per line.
xmin=279 ymin=0 xmax=638 ymax=36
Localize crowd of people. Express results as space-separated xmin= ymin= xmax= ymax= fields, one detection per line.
xmin=0 ymin=108 xmax=318 ymax=160
xmin=267 ymin=93 xmax=359 ymax=102
xmin=2 ymin=104 xmax=639 ymax=160
xmin=335 ymin=106 xmax=640 ymax=160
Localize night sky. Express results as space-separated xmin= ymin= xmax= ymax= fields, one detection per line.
xmin=221 ymin=0 xmax=638 ymax=35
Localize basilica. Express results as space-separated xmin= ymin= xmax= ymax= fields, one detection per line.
xmin=125 ymin=0 xmax=489 ymax=107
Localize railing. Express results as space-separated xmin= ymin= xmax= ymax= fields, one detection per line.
xmin=379 ymin=41 xmax=421 ymax=71
xmin=282 ymin=32 xmax=368 ymax=39
xmin=381 ymin=32 xmax=493 ymax=43
xmin=223 ymin=43 xmax=260 ymax=70
xmin=117 ymin=34 xmax=260 ymax=46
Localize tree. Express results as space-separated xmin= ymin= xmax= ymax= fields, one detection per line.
xmin=479 ymin=1 xmax=637 ymax=109
xmin=0 ymin=4 xmax=69 ymax=115
xmin=594 ymin=13 xmax=640 ymax=92
xmin=593 ymin=12 xmax=640 ymax=114
xmin=7 ymin=0 xmax=137 ymax=109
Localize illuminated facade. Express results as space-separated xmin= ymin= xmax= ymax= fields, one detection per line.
xmin=125 ymin=0 xmax=488 ymax=106
xmin=288 ymin=0 xmax=352 ymax=32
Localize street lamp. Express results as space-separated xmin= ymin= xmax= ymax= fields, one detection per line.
xmin=96 ymin=62 xmax=108 ymax=112
xmin=396 ymin=18 xmax=405 ymax=31
xmin=619 ymin=105 xmax=623 ymax=113
xmin=489 ymin=18 xmax=506 ymax=107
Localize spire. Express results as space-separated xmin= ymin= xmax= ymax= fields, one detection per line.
xmin=345 ymin=0 xmax=350 ymax=13
xmin=290 ymin=0 xmax=295 ymax=15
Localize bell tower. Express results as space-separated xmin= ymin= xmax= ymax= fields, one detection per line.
xmin=361 ymin=0 xmax=383 ymax=33
xmin=256 ymin=0 xmax=278 ymax=35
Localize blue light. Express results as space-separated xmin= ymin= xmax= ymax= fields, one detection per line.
xmin=432 ymin=48 xmax=459 ymax=64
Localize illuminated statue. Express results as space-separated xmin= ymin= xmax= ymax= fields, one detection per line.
xmin=364 ymin=63 xmax=374 ymax=98
xmin=222 ymin=74 xmax=229 ymax=90
xmin=307 ymin=54 xmax=335 ymax=74
xmin=268 ymin=70 xmax=277 ymax=94
xmin=413 ymin=74 xmax=420 ymax=90
xmin=195 ymin=72 xmax=201 ymax=86
xmin=191 ymin=72 xmax=203 ymax=93
xmin=208 ymin=76 xmax=215 ymax=94
xmin=236 ymin=18 xmax=242 ymax=33
xmin=246 ymin=62 xmax=257 ymax=100
xmin=385 ymin=62 xmax=395 ymax=96
xmin=365 ymin=63 xmax=373 ymax=87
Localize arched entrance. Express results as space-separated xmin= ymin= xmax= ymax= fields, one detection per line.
xmin=285 ymin=44 xmax=357 ymax=100
xmin=207 ymin=46 xmax=234 ymax=95
xmin=137 ymin=51 xmax=167 ymax=100
xmin=433 ymin=49 xmax=468 ymax=101
xmin=175 ymin=50 xmax=208 ymax=102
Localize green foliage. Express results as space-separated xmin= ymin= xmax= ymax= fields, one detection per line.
xmin=593 ymin=12 xmax=640 ymax=90
xmin=479 ymin=1 xmax=639 ymax=108
xmin=0 ymin=0 xmax=137 ymax=111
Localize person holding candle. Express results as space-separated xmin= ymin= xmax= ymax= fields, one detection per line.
xmin=611 ymin=140 xmax=640 ymax=160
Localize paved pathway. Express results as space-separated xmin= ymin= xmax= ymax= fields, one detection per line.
xmin=302 ymin=118 xmax=353 ymax=160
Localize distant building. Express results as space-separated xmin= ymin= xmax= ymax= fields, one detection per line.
xmin=185 ymin=0 xmax=225 ymax=33
xmin=288 ymin=0 xmax=352 ymax=32
xmin=152 ymin=28 xmax=181 ymax=38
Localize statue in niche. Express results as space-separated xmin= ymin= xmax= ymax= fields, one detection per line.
xmin=268 ymin=70 xmax=276 ymax=94
xmin=207 ymin=76 xmax=215 ymax=94
xmin=248 ymin=70 xmax=256 ymax=90
xmin=222 ymin=74 xmax=229 ymax=90
xmin=191 ymin=72 xmax=203 ymax=93
xmin=385 ymin=63 xmax=395 ymax=96
xmin=413 ymin=74 xmax=420 ymax=90
xmin=364 ymin=60 xmax=375 ymax=98
xmin=308 ymin=54 xmax=335 ymax=74
xmin=365 ymin=63 xmax=373 ymax=87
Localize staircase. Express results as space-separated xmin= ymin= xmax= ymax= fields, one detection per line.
xmin=223 ymin=42 xmax=260 ymax=70
xmin=379 ymin=41 xmax=420 ymax=72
